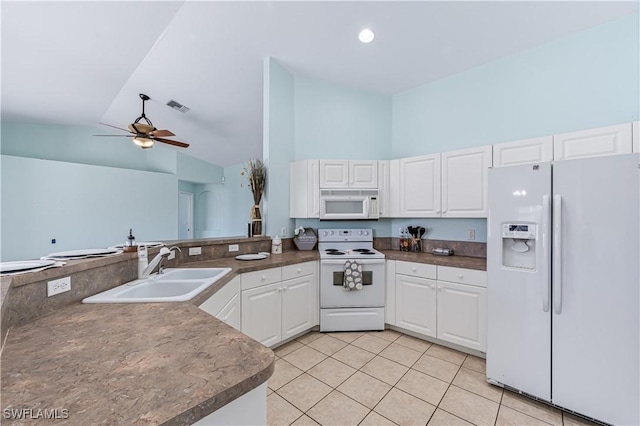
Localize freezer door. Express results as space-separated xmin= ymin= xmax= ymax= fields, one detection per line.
xmin=552 ymin=154 xmax=639 ymax=425
xmin=487 ymin=162 xmax=552 ymax=401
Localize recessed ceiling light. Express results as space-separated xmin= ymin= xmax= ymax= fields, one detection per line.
xmin=358 ymin=29 xmax=375 ymax=43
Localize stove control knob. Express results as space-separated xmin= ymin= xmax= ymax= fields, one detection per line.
xmin=358 ymin=230 xmax=363 ymax=235
xmin=330 ymin=231 xmax=335 ymax=236
xmin=363 ymin=231 xmax=369 ymax=236
xmin=322 ymin=231 xmax=329 ymax=236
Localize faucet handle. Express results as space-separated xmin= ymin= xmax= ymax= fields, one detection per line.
xmin=169 ymin=246 xmax=182 ymax=253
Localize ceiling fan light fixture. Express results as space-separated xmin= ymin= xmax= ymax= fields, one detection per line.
xmin=358 ymin=28 xmax=375 ymax=43
xmin=132 ymin=137 xmax=154 ymax=148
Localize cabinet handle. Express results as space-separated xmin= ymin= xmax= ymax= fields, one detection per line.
xmin=443 ymin=210 xmax=448 ymax=213
xmin=282 ymin=286 xmax=288 ymax=291
xmin=458 ymin=274 xmax=464 ymax=279
xmin=297 ymin=268 xmax=302 ymax=273
xmin=261 ymin=275 xmax=266 ymax=281
xmin=412 ymin=267 xmax=417 ymax=272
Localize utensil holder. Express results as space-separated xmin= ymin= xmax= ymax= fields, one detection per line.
xmin=411 ymin=238 xmax=422 ymax=253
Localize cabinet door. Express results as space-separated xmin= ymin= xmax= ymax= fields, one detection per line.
xmin=308 ymin=160 xmax=320 ymax=217
xmin=633 ymin=121 xmax=639 ymax=153
xmin=217 ymin=292 xmax=241 ymax=331
xmin=378 ymin=160 xmax=390 ymax=217
xmin=553 ymin=123 xmax=632 ymax=161
xmin=399 ymin=154 xmax=441 ymax=217
xmin=320 ymin=160 xmax=349 ymax=188
xmin=436 ymin=281 xmax=486 ymax=352
xmin=241 ymin=282 xmax=282 ymax=347
xmin=395 ymin=274 xmax=437 ymax=337
xmin=385 ymin=260 xmax=396 ymax=325
xmin=441 ymin=146 xmax=492 ymax=218
xmin=350 ymin=160 xmax=378 ymax=188
xmin=389 ymin=159 xmax=401 ymax=217
xmin=281 ymin=274 xmax=316 ymax=340
xmin=493 ymin=136 xmax=553 ymax=167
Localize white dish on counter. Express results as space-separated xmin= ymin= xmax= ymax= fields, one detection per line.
xmin=0 ymin=259 xmax=57 ymax=273
xmin=109 ymin=242 xmax=165 ymax=250
xmin=235 ymin=254 xmax=268 ymax=261
xmin=43 ymin=248 xmax=122 ymax=260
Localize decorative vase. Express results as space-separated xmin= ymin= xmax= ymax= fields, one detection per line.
xmin=250 ymin=204 xmax=262 ymax=237
xmin=293 ymin=228 xmax=317 ymax=250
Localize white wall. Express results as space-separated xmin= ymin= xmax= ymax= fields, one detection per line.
xmin=1 ymin=155 xmax=178 ymax=261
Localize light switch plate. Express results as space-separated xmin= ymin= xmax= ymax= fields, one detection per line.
xmin=467 ymin=229 xmax=476 ymax=241
xmin=188 ymin=247 xmax=202 ymax=256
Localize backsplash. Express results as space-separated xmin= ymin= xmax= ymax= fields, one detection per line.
xmin=374 ymin=238 xmax=486 ymax=258
xmin=1 ymin=236 xmax=273 ymax=343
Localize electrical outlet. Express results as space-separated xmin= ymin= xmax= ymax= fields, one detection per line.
xmin=228 ymin=244 xmax=239 ymax=252
xmin=188 ymin=247 xmax=202 ymax=256
xmin=281 ymin=227 xmax=287 ymax=237
xmin=467 ymin=229 xmax=476 ymax=241
xmin=47 ymin=276 xmax=71 ymax=297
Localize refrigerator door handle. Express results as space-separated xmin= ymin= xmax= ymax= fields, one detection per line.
xmin=553 ymin=194 xmax=562 ymax=315
xmin=542 ymin=195 xmax=551 ymax=312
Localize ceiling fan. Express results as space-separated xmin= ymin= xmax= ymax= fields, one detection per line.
xmin=95 ymin=93 xmax=189 ymax=149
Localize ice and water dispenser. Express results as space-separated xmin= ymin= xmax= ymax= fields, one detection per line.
xmin=501 ymin=223 xmax=537 ymax=270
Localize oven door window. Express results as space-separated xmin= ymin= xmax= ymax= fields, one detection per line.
xmin=333 ymin=271 xmax=373 ymax=286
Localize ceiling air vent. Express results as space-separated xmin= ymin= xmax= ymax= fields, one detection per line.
xmin=166 ymin=99 xmax=190 ymax=113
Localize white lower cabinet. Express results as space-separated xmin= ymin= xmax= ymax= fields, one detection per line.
xmin=241 ymin=261 xmax=318 ymax=347
xmin=199 ymin=276 xmax=241 ymax=331
xmin=391 ymin=261 xmax=487 ymax=352
xmin=436 ymin=280 xmax=486 ymax=352
xmin=395 ymin=274 xmax=437 ymax=337
xmin=242 ymin=282 xmax=283 ymax=347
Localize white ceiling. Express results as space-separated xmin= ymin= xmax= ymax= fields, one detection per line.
xmin=2 ymin=1 xmax=637 ymax=167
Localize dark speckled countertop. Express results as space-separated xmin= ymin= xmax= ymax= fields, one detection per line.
xmin=0 ymin=250 xmax=319 ymax=426
xmin=1 ymin=248 xmax=483 ymax=425
xmin=381 ymin=250 xmax=486 ymax=271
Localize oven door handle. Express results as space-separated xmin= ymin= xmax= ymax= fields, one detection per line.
xmin=321 ymin=259 xmax=386 ymax=265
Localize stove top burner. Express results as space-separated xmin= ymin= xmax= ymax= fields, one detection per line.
xmin=325 ymin=251 xmax=345 ymax=255
xmin=359 ymin=252 xmax=376 ymax=255
xmin=353 ymin=249 xmax=373 ymax=253
xmin=326 ymin=249 xmax=340 ymax=252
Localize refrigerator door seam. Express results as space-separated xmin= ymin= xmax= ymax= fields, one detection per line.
xmin=553 ymin=194 xmax=562 ymax=315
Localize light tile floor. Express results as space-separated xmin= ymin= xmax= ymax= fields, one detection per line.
xmin=267 ymin=330 xmax=601 ymax=426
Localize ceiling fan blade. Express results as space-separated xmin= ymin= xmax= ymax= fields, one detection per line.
xmin=150 ymin=129 xmax=175 ymax=137
xmin=93 ymin=134 xmax=134 ymax=137
xmin=153 ymin=137 xmax=189 ymax=148
xmin=98 ymin=122 xmax=133 ymax=134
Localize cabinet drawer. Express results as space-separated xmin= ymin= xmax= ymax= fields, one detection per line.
xmin=282 ymin=261 xmax=316 ymax=281
xmin=395 ymin=261 xmax=436 ymax=279
xmin=437 ymin=266 xmax=486 ymax=287
xmin=241 ymin=267 xmax=282 ymax=290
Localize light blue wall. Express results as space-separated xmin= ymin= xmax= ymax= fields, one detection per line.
xmin=1 ymin=123 xmax=178 ymax=173
xmin=1 ymin=155 xmax=178 ymax=261
xmin=294 ymin=77 xmax=392 ymax=160
xmin=177 ymin=152 xmax=224 ymax=183
xmin=263 ymin=58 xmax=296 ymax=238
xmin=392 ymin=14 xmax=639 ymax=158
xmin=218 ymin=162 xmax=254 ymax=237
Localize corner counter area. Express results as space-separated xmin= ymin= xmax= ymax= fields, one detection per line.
xmin=0 ymin=237 xmax=319 ymax=425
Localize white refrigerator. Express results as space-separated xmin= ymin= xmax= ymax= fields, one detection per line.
xmin=486 ymin=154 xmax=639 ymax=425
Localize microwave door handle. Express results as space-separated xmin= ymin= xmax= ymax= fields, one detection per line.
xmin=363 ymin=197 xmax=370 ymax=215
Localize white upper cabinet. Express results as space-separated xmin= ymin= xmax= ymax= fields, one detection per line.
xmin=378 ymin=160 xmax=391 ymax=217
xmin=290 ymin=160 xmax=320 ymax=218
xmin=493 ymin=136 xmax=553 ymax=167
xmin=389 ymin=159 xmax=401 ymax=218
xmin=441 ymin=146 xmax=492 ymax=218
xmin=399 ymin=154 xmax=441 ymax=217
xmin=553 ymin=123 xmax=633 ymax=161
xmin=633 ymin=121 xmax=639 ymax=153
xmin=319 ymin=160 xmax=378 ymax=189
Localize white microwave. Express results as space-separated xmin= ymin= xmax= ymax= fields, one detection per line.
xmin=319 ymin=190 xmax=379 ymax=220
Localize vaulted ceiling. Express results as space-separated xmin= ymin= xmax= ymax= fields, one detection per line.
xmin=2 ymin=1 xmax=637 ymax=166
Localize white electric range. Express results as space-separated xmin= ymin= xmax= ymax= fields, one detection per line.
xmin=318 ymin=229 xmax=386 ymax=332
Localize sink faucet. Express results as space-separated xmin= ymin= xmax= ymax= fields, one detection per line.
xmin=158 ymin=246 xmax=181 ymax=275
xmin=141 ymin=246 xmax=181 ymax=278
